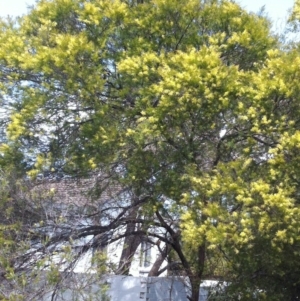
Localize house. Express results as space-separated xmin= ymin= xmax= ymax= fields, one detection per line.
xmin=28 ymin=176 xmax=169 ymax=277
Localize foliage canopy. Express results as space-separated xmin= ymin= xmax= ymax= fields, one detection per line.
xmin=1 ymin=0 xmax=300 ymax=300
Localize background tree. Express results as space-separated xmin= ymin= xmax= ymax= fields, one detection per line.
xmin=1 ymin=0 xmax=300 ymax=300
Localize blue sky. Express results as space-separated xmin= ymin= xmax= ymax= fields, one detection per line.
xmin=0 ymin=0 xmax=295 ymax=24
xmin=0 ymin=0 xmax=36 ymax=17
xmin=239 ymin=0 xmax=294 ymax=19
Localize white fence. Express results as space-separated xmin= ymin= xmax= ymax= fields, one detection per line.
xmin=41 ymin=275 xmax=216 ymax=301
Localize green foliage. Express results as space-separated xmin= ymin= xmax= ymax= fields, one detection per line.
xmin=1 ymin=0 xmax=300 ymax=300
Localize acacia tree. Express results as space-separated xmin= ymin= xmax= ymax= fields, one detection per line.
xmin=1 ymin=0 xmax=300 ymax=300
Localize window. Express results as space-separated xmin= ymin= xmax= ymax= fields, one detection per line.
xmin=140 ymin=241 xmax=151 ymax=268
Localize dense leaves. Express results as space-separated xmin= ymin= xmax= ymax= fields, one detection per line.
xmin=1 ymin=0 xmax=300 ymax=300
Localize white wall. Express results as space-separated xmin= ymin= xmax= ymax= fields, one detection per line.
xmin=102 ymin=237 xmax=168 ymax=277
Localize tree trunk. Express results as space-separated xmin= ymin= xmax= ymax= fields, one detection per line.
xmin=188 ymin=277 xmax=201 ymax=301
xmin=148 ymin=243 xmax=171 ymax=276
xmin=188 ymin=244 xmax=206 ymax=301
xmin=117 ymin=209 xmax=141 ymax=275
